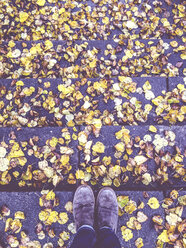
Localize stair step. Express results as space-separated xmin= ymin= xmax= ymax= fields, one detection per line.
xmin=0 ymin=127 xmax=79 ymax=190
xmin=117 ymin=191 xmax=165 ymax=248
xmin=0 ymin=77 xmax=185 ymax=127
xmin=1 ymin=39 xmax=185 ymax=79
xmin=0 ymin=191 xmax=74 ymax=247
xmin=0 ymin=125 xmax=185 ymax=191
xmin=78 ymin=125 xmax=186 ymax=189
xmin=0 ymin=77 xmax=167 ymax=127
xmin=0 ymin=190 xmax=185 ymax=248
xmin=168 ymin=76 xmax=185 ymax=90
xmin=0 ymin=0 xmax=184 ymax=41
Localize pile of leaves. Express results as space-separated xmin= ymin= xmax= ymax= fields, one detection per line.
xmin=0 ymin=38 xmax=185 ymax=78
xmin=0 ymin=0 xmax=185 ymax=41
xmin=0 ymin=128 xmax=78 ymax=187
xmin=0 ymin=190 xmax=75 ymax=247
xmin=0 ymin=80 xmax=185 ymax=127
xmin=78 ymin=126 xmax=185 ymax=187
xmin=0 ymin=190 xmax=185 ymax=247
xmin=117 ymin=190 xmax=186 ymax=248
xmin=155 ymin=190 xmax=186 ymax=248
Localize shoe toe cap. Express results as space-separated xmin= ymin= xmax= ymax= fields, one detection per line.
xmin=98 ymin=188 xmax=118 ymax=210
xmin=74 ymin=186 xmax=95 ymax=206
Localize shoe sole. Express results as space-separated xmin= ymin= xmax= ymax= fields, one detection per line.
xmin=96 ymin=187 xmax=118 ymax=233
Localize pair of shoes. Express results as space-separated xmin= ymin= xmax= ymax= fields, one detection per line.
xmin=73 ymin=185 xmax=118 ymax=233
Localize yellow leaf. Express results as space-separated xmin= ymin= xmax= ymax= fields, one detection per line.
xmin=145 ymin=104 xmax=152 ymax=112
xmin=5 ymin=218 xmax=12 ymax=232
xmin=36 ymin=0 xmax=46 ymax=6
xmin=115 ymin=142 xmax=125 ymax=152
xmin=102 ymin=17 xmax=109 ymax=24
xmin=23 ymin=87 xmax=35 ymax=96
xmin=64 ymin=24 xmax=70 ymax=31
xmin=180 ymin=54 xmax=186 ymax=60
xmin=0 ymin=147 xmax=6 ymax=157
xmin=89 ymin=60 xmax=97 ymax=68
xmin=58 ymin=239 xmax=64 ymax=247
xmin=92 ymin=142 xmax=105 ymax=153
xmin=46 ymin=190 xmax=55 ymax=201
xmin=121 ymin=227 xmax=133 ymax=241
xmin=134 ymin=155 xmax=148 ymax=165
xmin=39 ymin=210 xmax=49 ymax=222
xmin=126 ymin=20 xmax=138 ymax=29
xmin=143 ymin=81 xmax=152 ymax=91
xmin=170 ymin=41 xmax=178 ymax=47
xmin=47 ymin=211 xmax=58 ymax=224
xmin=127 ymin=217 xmax=141 ymax=230
xmin=149 ymin=125 xmax=157 ymax=133
xmin=14 ymin=211 xmax=25 ymax=220
xmin=58 ymin=212 xmax=69 ymax=224
xmin=65 ymin=201 xmax=73 ymax=213
xmin=75 ymin=169 xmax=85 ymax=179
xmin=125 ymin=50 xmax=133 ymax=58
xmin=70 ymin=21 xmax=79 ymax=29
xmin=117 ymin=195 xmax=129 ymax=208
xmin=135 ymin=238 xmax=144 ymax=248
xmin=158 ymin=230 xmax=169 ymax=243
xmin=166 ymin=213 xmax=182 ymax=226
xmin=147 ymin=197 xmax=160 ymax=209
xmin=49 ymin=137 xmax=58 ymax=147
xmin=58 ymin=85 xmax=74 ymax=95
xmin=45 ymin=40 xmax=53 ymax=50
xmin=8 ymin=40 xmax=16 ymax=48
xmin=137 ymin=211 xmax=148 ymax=223
xmin=19 ymin=12 xmax=29 ymax=23
xmin=113 ymin=178 xmax=120 ymax=187
xmin=11 ymin=219 xmax=22 ymax=233
xmin=175 ymin=28 xmax=183 ymax=36
xmin=125 ymin=200 xmax=137 ymax=214
xmin=60 ymin=155 xmax=70 ymax=166
xmin=142 ymin=173 xmax=152 ymax=185
xmin=178 ymin=195 xmax=186 ymax=206
xmin=59 ymin=231 xmax=70 ymax=241
xmin=7 ymin=143 xmax=24 ymax=159
xmin=16 ymin=81 xmax=24 ymax=86
xmin=59 ymin=8 xmax=65 ymax=14
xmin=92 ymin=118 xmax=102 ymax=129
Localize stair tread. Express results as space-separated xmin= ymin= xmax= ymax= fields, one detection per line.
xmin=0 ymin=77 xmax=185 ymax=126
xmin=0 ymin=127 xmax=79 ymax=190
xmin=1 ymin=38 xmax=185 ymax=79
xmin=0 ymin=0 xmax=184 ymax=41
xmin=0 ymin=190 xmax=185 ymax=248
xmin=79 ymin=125 xmax=186 ymax=188
xmin=0 ymin=125 xmax=185 ymax=191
